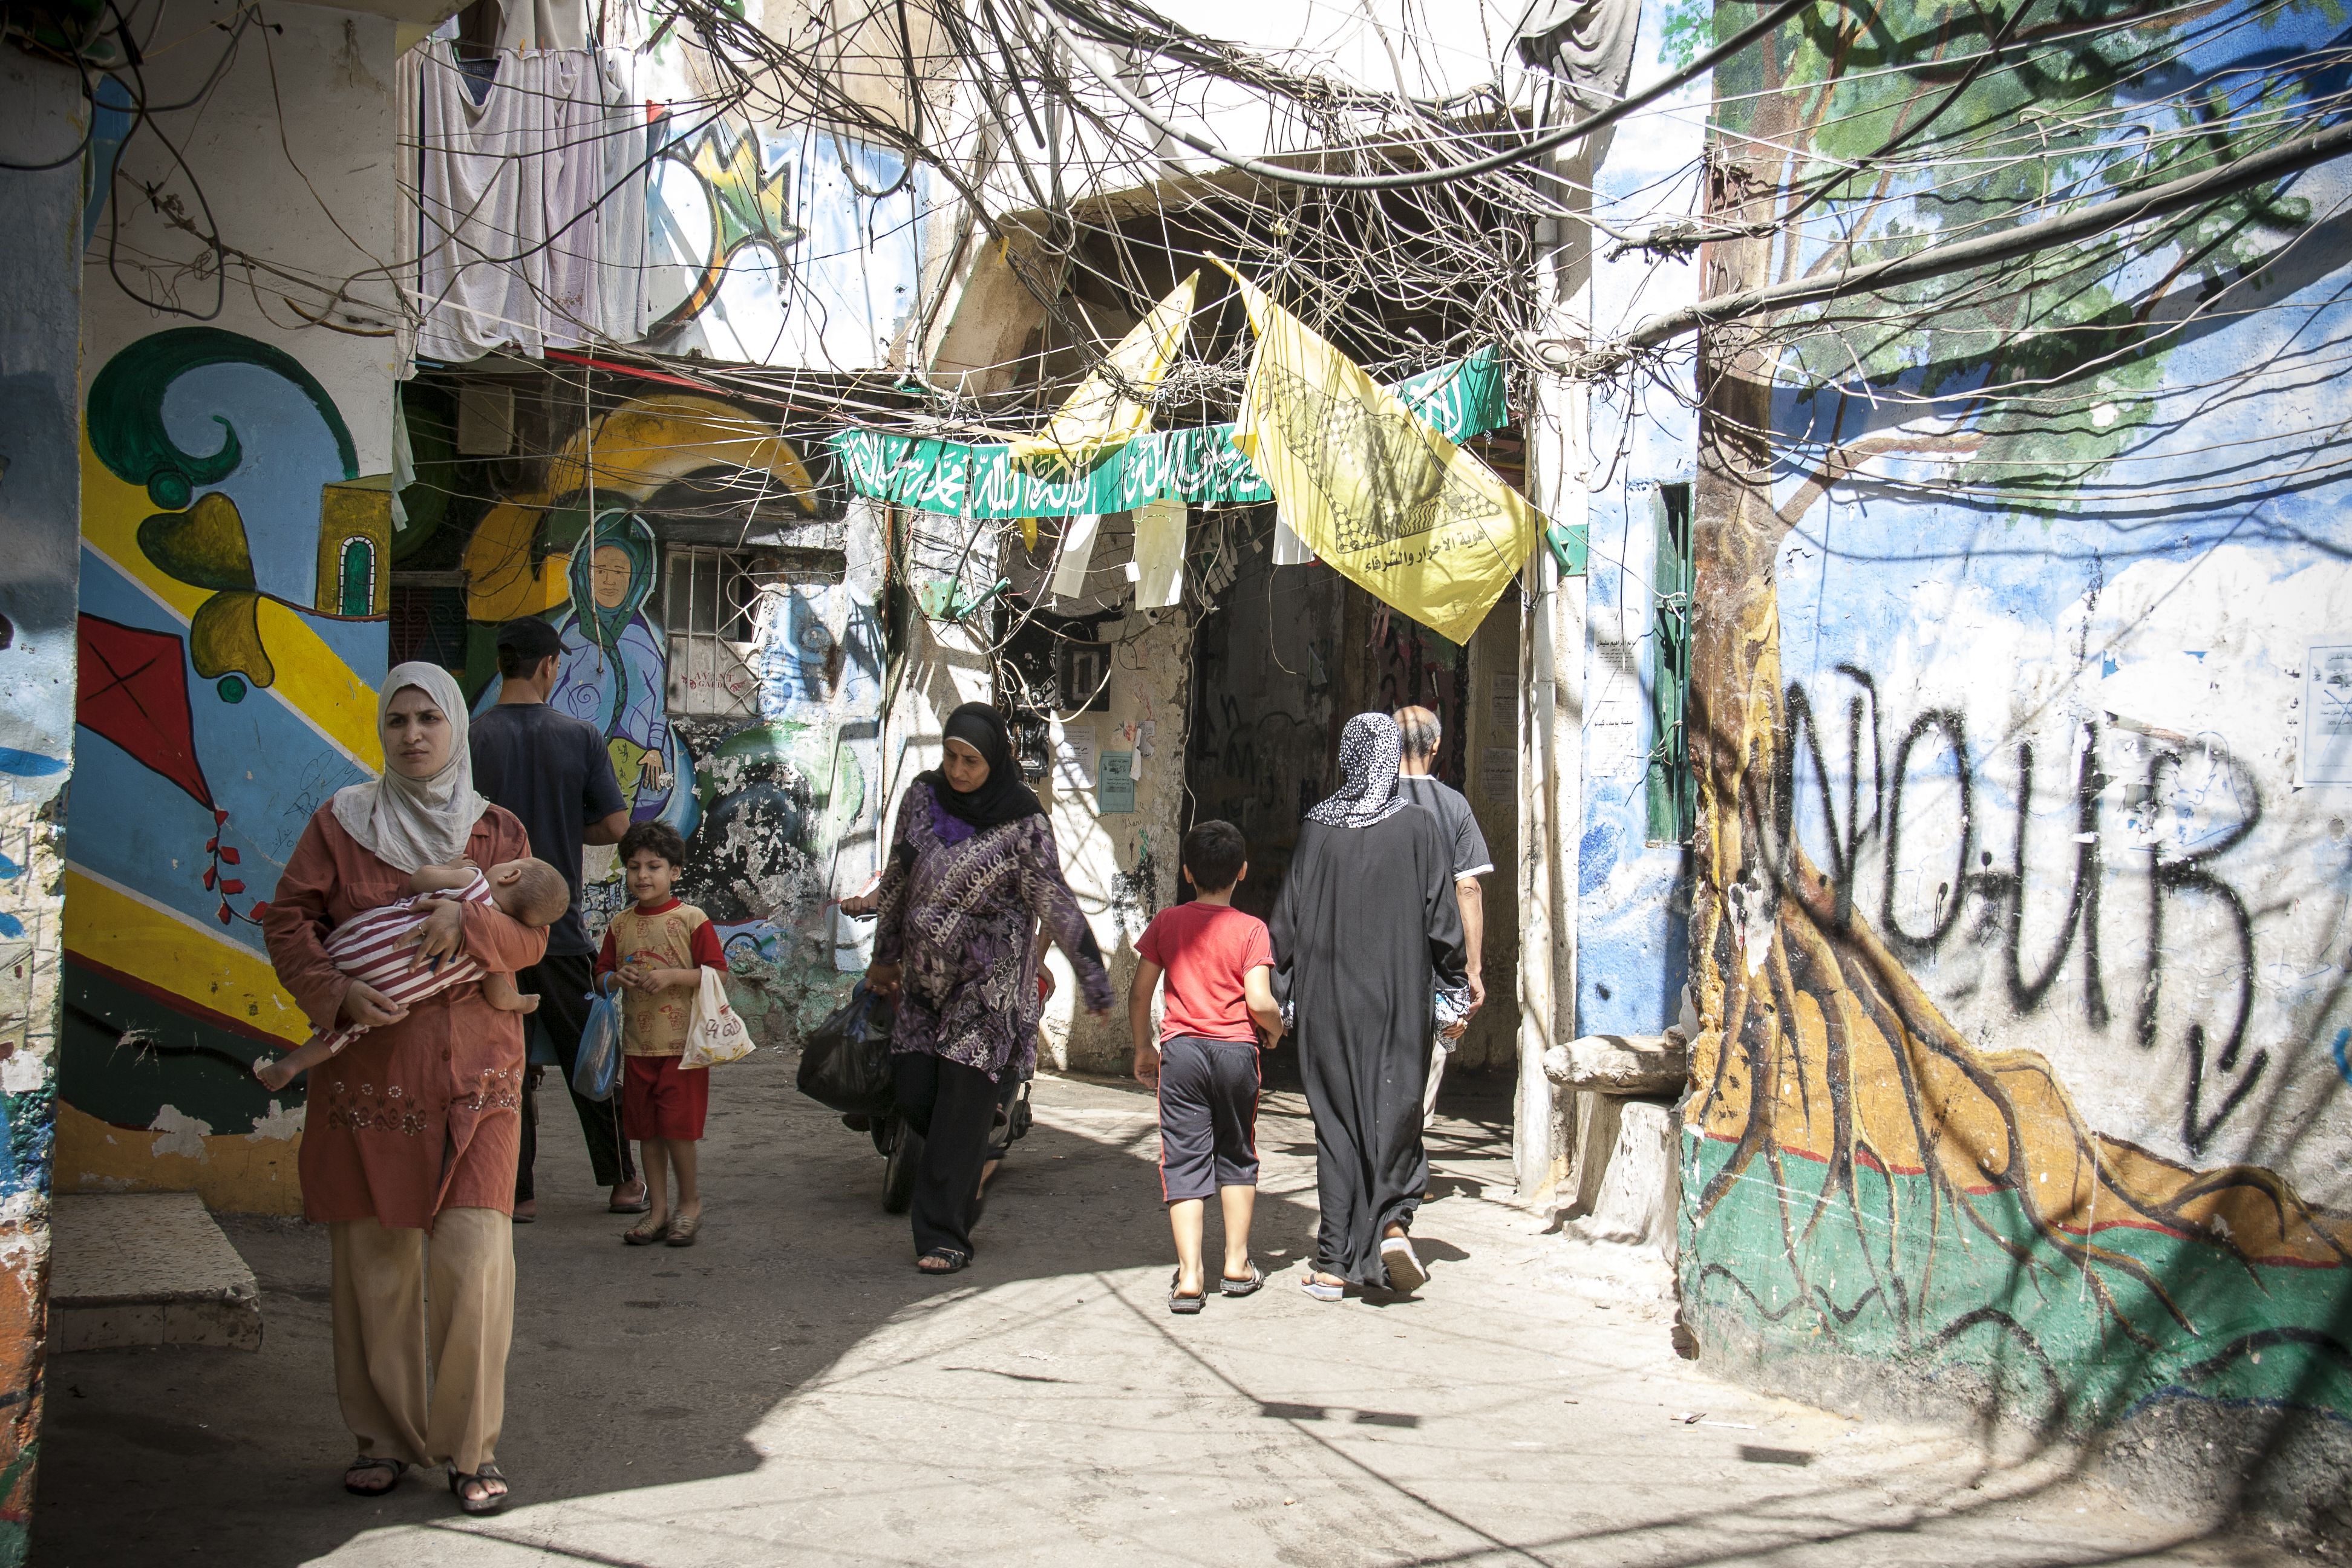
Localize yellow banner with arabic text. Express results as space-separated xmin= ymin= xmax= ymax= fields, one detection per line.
xmin=1220 ymin=264 xmax=1540 ymax=645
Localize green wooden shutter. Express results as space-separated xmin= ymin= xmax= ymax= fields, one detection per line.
xmin=1645 ymin=483 xmax=1694 ymax=844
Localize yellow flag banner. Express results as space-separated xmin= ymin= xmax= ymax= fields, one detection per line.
xmin=1220 ymin=265 xmax=1541 ymax=646
xmin=1008 ymin=270 xmax=1200 ymax=474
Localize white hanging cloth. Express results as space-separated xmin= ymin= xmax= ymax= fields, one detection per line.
xmin=1132 ymin=497 xmax=1186 ymax=610
xmin=1271 ymin=510 xmax=1315 ymax=566
xmin=404 ymin=43 xmax=647 ymax=366
xmin=1050 ymin=514 xmax=1105 ymax=602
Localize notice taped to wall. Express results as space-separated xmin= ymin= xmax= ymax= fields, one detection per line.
xmin=1056 ymin=723 xmax=1098 ymax=790
xmin=1098 ymin=750 xmax=1136 ymax=813
xmin=2305 ymin=644 xmax=2352 ymax=783
xmin=1481 ymin=745 xmax=1515 ymax=802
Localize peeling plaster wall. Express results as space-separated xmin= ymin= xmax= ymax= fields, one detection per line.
xmin=1040 ymin=608 xmax=1192 ymax=1076
xmin=680 ymin=501 xmax=892 ymax=1045
xmin=1574 ymin=0 xmax=1709 ymax=1047
xmin=57 ymin=1 xmax=402 ymax=1215
xmin=0 ymin=49 xmax=84 ymax=1559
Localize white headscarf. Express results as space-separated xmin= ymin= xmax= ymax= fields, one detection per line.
xmin=1306 ymin=712 xmax=1411 ymax=829
xmin=332 ymin=662 xmax=487 ymax=873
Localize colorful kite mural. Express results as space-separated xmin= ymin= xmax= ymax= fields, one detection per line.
xmin=59 ymin=327 xmax=386 ymax=1212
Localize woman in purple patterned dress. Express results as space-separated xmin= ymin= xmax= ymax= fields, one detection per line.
xmin=867 ymin=704 xmax=1113 ymax=1272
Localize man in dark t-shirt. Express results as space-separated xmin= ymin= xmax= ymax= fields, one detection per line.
xmin=1394 ymin=707 xmax=1491 ymax=1136
xmin=470 ymin=618 xmax=641 ymax=1220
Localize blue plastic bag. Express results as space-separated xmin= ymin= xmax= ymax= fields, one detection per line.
xmin=573 ymin=974 xmax=624 ymax=1102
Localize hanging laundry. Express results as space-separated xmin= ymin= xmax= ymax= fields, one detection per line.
xmin=1215 ymin=260 xmax=1543 ymax=646
xmin=403 ymin=41 xmax=647 ymax=367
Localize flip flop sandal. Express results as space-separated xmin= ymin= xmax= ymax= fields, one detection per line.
xmin=1220 ymin=1263 xmax=1266 ymax=1297
xmin=622 ymin=1219 xmax=670 ymax=1246
xmin=665 ymin=1212 xmax=701 ymax=1247
xmin=1301 ymin=1271 xmax=1345 ymax=1303
xmin=344 ymin=1455 xmax=404 ymax=1496
xmin=1380 ymin=1236 xmax=1428 ymax=1293
xmin=916 ymin=1247 xmax=969 ymax=1274
xmin=1168 ymin=1269 xmax=1206 ymax=1315
xmin=448 ymin=1462 xmax=509 ymax=1516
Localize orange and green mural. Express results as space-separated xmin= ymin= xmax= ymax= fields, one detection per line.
xmin=1674 ymin=0 xmax=2352 ymax=1498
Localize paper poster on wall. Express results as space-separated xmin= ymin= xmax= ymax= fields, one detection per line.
xmin=2305 ymin=644 xmax=2352 ymax=783
xmin=1098 ymin=750 xmax=1136 ymax=813
xmin=1056 ymin=722 xmax=1099 ymax=789
xmin=1481 ymin=745 xmax=1515 ymax=802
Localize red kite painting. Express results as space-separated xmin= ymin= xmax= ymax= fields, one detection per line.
xmin=76 ymin=615 xmax=215 ymax=811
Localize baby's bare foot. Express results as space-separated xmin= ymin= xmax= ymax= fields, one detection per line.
xmin=514 ymin=993 xmax=540 ymax=1014
xmin=253 ymin=1057 xmax=294 ymax=1092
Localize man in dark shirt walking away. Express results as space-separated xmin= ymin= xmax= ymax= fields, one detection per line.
xmin=1394 ymin=707 xmax=1489 ymax=1135
xmin=471 ymin=618 xmax=644 ymax=1220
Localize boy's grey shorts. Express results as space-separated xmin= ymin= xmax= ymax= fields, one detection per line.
xmin=1156 ymin=1035 xmax=1261 ymax=1203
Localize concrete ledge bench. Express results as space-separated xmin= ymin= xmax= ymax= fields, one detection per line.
xmin=50 ymin=1192 xmax=262 ymax=1353
xmin=1542 ymin=1031 xmax=1690 ymax=1097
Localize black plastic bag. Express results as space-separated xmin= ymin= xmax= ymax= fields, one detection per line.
xmin=797 ymin=982 xmax=897 ymax=1116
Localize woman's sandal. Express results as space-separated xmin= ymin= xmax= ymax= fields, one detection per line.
xmin=1301 ymin=1269 xmax=1345 ymax=1303
xmin=344 ymin=1455 xmax=404 ymax=1496
xmin=1168 ymin=1269 xmax=1206 ymax=1315
xmin=448 ymin=1462 xmax=509 ymax=1516
xmin=916 ymin=1247 xmax=969 ymax=1274
xmin=1220 ymin=1263 xmax=1266 ymax=1297
xmin=665 ymin=1212 xmax=701 ymax=1247
xmin=1380 ymin=1236 xmax=1428 ymax=1293
xmin=622 ymin=1218 xmax=670 ymax=1246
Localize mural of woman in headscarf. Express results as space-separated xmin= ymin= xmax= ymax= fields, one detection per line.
xmin=549 ymin=509 xmax=678 ymax=822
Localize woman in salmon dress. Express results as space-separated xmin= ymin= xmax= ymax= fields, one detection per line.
xmin=261 ymin=663 xmax=547 ymax=1515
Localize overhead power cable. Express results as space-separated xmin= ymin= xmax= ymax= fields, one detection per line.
xmin=1551 ymin=116 xmax=2352 ymax=368
xmin=1027 ymin=0 xmax=1818 ymax=192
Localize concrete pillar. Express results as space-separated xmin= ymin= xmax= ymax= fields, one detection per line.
xmin=1514 ymin=146 xmax=1595 ymax=1203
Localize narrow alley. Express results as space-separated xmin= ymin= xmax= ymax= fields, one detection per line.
xmin=38 ymin=1059 xmax=2298 ymax=1567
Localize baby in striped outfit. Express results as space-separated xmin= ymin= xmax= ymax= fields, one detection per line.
xmin=253 ymin=857 xmax=571 ymax=1091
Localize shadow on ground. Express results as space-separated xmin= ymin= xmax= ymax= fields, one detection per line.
xmin=33 ymin=1057 xmax=2299 ymax=1568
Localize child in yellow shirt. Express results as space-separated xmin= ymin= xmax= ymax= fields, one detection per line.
xmin=596 ymin=822 xmax=726 ymax=1247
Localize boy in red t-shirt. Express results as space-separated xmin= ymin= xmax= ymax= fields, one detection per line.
xmin=1131 ymin=820 xmax=1285 ymax=1313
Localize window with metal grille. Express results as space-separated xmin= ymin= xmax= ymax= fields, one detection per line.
xmin=664 ymin=547 xmax=762 ymax=717
xmin=389 ymin=571 xmax=468 ymax=677
xmin=1645 ymin=483 xmax=1695 ymax=844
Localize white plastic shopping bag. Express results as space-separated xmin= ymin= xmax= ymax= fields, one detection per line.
xmin=681 ymin=967 xmax=755 ymax=1070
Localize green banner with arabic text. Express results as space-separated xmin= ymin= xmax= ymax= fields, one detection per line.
xmin=828 ymin=349 xmax=1508 ymax=518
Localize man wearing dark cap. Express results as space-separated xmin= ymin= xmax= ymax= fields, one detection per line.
xmin=470 ymin=616 xmax=644 ymax=1219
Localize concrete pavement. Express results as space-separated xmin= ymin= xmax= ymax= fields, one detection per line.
xmin=36 ymin=1053 xmax=2302 ymax=1566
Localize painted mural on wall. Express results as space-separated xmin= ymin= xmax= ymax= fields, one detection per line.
xmin=1678 ymin=0 xmax=2352 ymax=1468
xmin=457 ymin=391 xmax=887 ymax=1039
xmin=641 ymin=109 xmax=931 ymax=373
xmin=549 ymin=511 xmax=680 ymax=823
xmin=60 ymin=327 xmax=388 ymax=1213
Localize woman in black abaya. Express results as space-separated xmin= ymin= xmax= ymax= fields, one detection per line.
xmin=1272 ymin=711 xmax=1468 ymax=1299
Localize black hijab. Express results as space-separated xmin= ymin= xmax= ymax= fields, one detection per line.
xmin=922 ymin=703 xmax=1047 ymax=832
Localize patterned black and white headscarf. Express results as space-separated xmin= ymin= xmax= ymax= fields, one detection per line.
xmin=1306 ymin=712 xmax=1410 ymax=829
